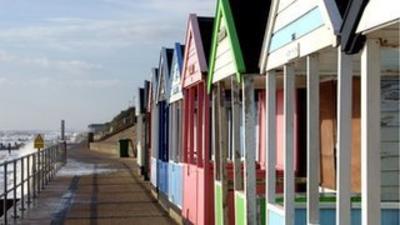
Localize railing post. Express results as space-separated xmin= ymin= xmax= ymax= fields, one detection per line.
xmin=37 ymin=151 xmax=41 ymax=193
xmin=44 ymin=150 xmax=47 ymax=187
xmin=27 ymin=155 xmax=31 ymax=204
xmin=13 ymin=160 xmax=18 ymax=219
xmin=47 ymin=149 xmax=50 ymax=183
xmin=20 ymin=157 xmax=25 ymax=211
xmin=4 ymin=163 xmax=8 ymax=225
xmin=41 ymin=151 xmax=45 ymax=190
xmin=50 ymin=148 xmax=53 ymax=180
xmin=32 ymin=154 xmax=36 ymax=198
xmin=32 ymin=153 xmax=37 ymax=198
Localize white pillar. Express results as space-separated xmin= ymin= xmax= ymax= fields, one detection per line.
xmin=336 ymin=49 xmax=353 ymax=225
xmin=232 ymin=77 xmax=243 ymax=191
xmin=266 ymin=71 xmax=276 ymax=206
xmin=361 ymin=39 xmax=381 ymax=225
xmin=284 ymin=64 xmax=295 ymax=225
xmin=137 ymin=114 xmax=144 ymax=166
xmin=306 ymin=54 xmax=320 ymax=225
xmin=243 ymin=76 xmax=257 ymax=225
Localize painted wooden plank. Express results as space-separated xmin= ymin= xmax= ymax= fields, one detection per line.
xmin=356 ymin=0 xmax=400 ymax=34
xmin=283 ymin=64 xmax=295 ymax=225
xmin=270 ymin=7 xmax=324 ymax=52
xmin=266 ymin=26 xmax=333 ymax=71
xmin=243 ymin=76 xmax=257 ymax=225
xmin=381 ymin=112 xmax=399 ymax=127
xmin=275 ymin=0 xmax=317 ymax=31
xmin=381 ymin=156 xmax=400 ymax=172
xmin=277 ymin=0 xmax=296 ymax=13
xmin=182 ymin=15 xmax=208 ymax=88
xmin=306 ymin=54 xmax=320 ymax=225
xmin=266 ymin=71 xmax=277 ymax=210
xmin=232 ymin=77 xmax=243 ymax=192
xmin=336 ymin=49 xmax=353 ymax=225
xmin=381 ymin=142 xmax=400 ymax=156
xmin=218 ymin=83 xmax=230 ymax=225
xmin=259 ymin=0 xmax=280 ymax=73
xmin=361 ymin=38 xmax=381 ymax=225
xmin=381 ymin=171 xmax=400 ymax=186
xmin=213 ymin=20 xmax=236 ymax=83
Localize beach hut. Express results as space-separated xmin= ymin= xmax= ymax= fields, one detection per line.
xmin=150 ymin=68 xmax=160 ymax=189
xmin=259 ymin=0 xmax=399 ymax=224
xmin=136 ymin=87 xmax=146 ymax=176
xmin=181 ymin=14 xmax=214 ymax=225
xmin=167 ymin=43 xmax=185 ymax=209
xmin=341 ymin=0 xmax=400 ymax=224
xmin=143 ymin=80 xmax=152 ymax=180
xmin=156 ymin=47 xmax=174 ymax=196
xmin=206 ymin=0 xmax=270 ymax=224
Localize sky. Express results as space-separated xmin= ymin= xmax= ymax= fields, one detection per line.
xmin=0 ymin=0 xmax=216 ymax=131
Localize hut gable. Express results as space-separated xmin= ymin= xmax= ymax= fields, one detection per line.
xmin=208 ymin=0 xmax=270 ymax=88
xmin=182 ymin=14 xmax=214 ymax=88
xmin=144 ymin=80 xmax=151 ymax=113
xmin=356 ymin=0 xmax=400 ymax=34
xmin=169 ymin=43 xmax=185 ymax=103
xmin=260 ymin=0 xmax=342 ymax=71
xmin=156 ymin=48 xmax=174 ymax=103
xmin=136 ymin=87 xmax=145 ymax=115
xmin=150 ymin=68 xmax=159 ymax=105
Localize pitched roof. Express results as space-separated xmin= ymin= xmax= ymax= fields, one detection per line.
xmin=259 ymin=0 xmax=342 ymax=72
xmin=207 ymin=0 xmax=270 ymax=90
xmin=156 ymin=47 xmax=174 ymax=102
xmin=168 ymin=43 xmax=185 ymax=103
xmin=172 ymin=43 xmax=185 ymax=75
xmin=197 ymin=17 xmax=214 ymax=66
xmin=181 ymin=14 xmax=214 ymax=87
xmin=340 ymin=0 xmax=369 ymax=54
xmin=228 ymin=0 xmax=270 ymax=73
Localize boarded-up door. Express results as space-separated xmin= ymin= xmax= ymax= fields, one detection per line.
xmin=319 ymin=79 xmax=361 ymax=192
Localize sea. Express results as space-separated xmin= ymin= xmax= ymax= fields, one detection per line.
xmin=0 ymin=130 xmax=83 ymax=198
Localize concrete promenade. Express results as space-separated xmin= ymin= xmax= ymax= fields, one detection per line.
xmin=11 ymin=144 xmax=175 ymax=225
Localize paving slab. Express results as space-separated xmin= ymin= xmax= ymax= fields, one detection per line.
xmin=8 ymin=144 xmax=175 ymax=225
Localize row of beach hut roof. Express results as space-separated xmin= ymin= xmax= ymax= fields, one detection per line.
xmin=135 ymin=0 xmax=399 ymax=225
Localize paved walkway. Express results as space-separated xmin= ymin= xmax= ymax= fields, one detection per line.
xmin=11 ymin=144 xmax=175 ymax=225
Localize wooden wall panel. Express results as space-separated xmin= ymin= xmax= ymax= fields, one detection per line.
xmin=319 ymin=79 xmax=361 ymax=192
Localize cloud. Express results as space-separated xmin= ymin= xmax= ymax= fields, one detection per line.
xmin=100 ymin=0 xmax=215 ymax=14
xmin=68 ymin=79 xmax=124 ymax=88
xmin=0 ymin=0 xmax=215 ymax=51
xmin=0 ymin=50 xmax=102 ymax=75
xmin=0 ymin=77 xmax=9 ymax=85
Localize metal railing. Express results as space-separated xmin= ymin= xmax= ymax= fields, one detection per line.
xmin=0 ymin=142 xmax=67 ymax=224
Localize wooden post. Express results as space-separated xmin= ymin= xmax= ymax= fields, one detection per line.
xmin=189 ymin=88 xmax=194 ymax=164
xmin=198 ymin=84 xmax=204 ymax=167
xmin=266 ymin=71 xmax=277 ymax=225
xmin=361 ymin=39 xmax=381 ymax=225
xmin=306 ymin=54 xmax=320 ymax=225
xmin=243 ymin=76 xmax=257 ymax=225
xmin=336 ymin=49 xmax=353 ymax=225
xmin=218 ymin=82 xmax=230 ymax=225
xmin=184 ymin=89 xmax=189 ymax=163
xmin=213 ymin=87 xmax=220 ymax=181
xmin=284 ymin=64 xmax=295 ymax=225
xmin=232 ymin=77 xmax=243 ymax=191
xmin=168 ymin=104 xmax=173 ymax=163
